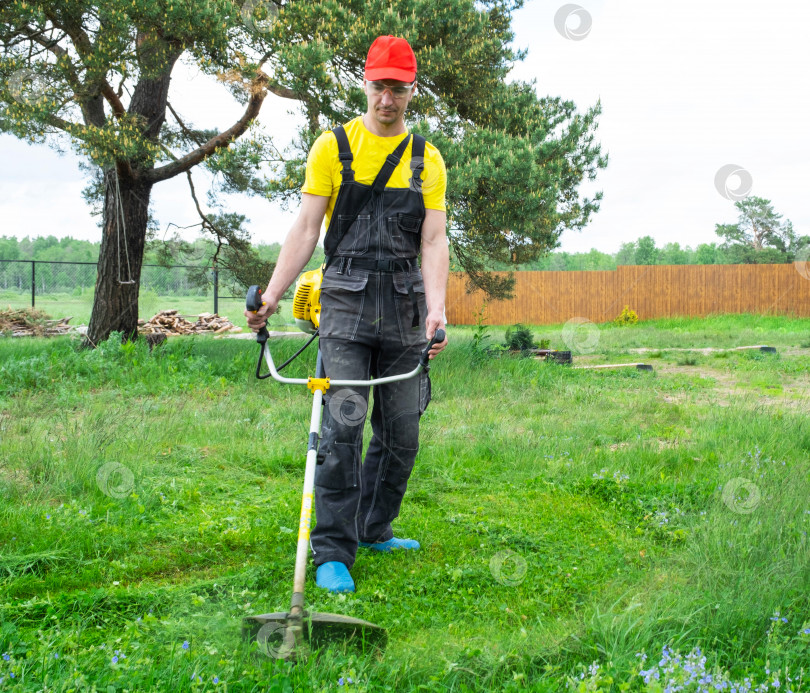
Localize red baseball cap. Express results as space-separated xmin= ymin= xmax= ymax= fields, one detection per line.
xmin=364 ymin=35 xmax=417 ymax=83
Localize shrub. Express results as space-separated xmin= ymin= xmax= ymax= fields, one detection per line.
xmin=614 ymin=305 xmax=639 ymax=326
xmin=504 ymin=323 xmax=536 ymax=353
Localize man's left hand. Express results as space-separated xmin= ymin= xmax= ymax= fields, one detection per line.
xmin=426 ymin=313 xmax=448 ymax=360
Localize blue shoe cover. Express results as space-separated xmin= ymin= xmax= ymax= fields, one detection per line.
xmin=315 ymin=561 xmax=355 ymax=593
xmin=358 ymin=537 xmax=420 ymax=552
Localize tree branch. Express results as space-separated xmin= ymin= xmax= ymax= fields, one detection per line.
xmin=146 ymin=73 xmax=269 ymax=184
xmin=266 ymin=82 xmax=298 ymax=100
xmin=100 ymin=83 xmax=126 ymax=118
xmin=166 ymin=101 xmax=207 ymax=146
xmin=41 ymin=10 xmax=126 ymax=118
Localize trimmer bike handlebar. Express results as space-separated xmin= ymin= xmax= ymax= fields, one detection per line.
xmin=246 ymin=285 xmax=444 ymax=387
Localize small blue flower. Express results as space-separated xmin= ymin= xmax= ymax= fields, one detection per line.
xmin=213 ymin=676 xmax=219 ymax=684
xmin=182 ymin=640 xmax=190 ymax=650
xmin=338 ymin=678 xmax=344 ymax=686
xmin=54 ymin=653 xmax=59 ymax=658
xmin=9 ymin=673 xmax=14 ymax=679
xmin=112 ymin=655 xmax=118 ymax=664
xmin=782 ymin=617 xmax=788 ymax=623
xmin=191 ymin=673 xmax=196 ymax=681
xmin=2 ymin=653 xmax=9 ymax=661
xmin=802 ymin=628 xmax=810 ymax=635
xmin=46 ymin=514 xmax=50 ymax=519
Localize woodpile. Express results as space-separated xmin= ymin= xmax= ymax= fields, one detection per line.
xmin=0 ymin=308 xmax=75 ymax=337
xmin=137 ymin=310 xmax=242 ymax=336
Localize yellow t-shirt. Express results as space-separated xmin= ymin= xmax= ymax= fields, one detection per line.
xmin=302 ymin=116 xmax=447 ymax=231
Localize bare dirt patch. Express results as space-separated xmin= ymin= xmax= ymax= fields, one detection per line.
xmin=569 ymin=351 xmax=810 ymax=410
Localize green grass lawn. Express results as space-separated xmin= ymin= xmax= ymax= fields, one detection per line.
xmin=1 ymin=314 xmax=809 ymax=691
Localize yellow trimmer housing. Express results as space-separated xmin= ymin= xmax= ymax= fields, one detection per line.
xmin=292 ymin=269 xmax=322 ymax=334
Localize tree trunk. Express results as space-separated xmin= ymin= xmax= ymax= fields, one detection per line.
xmin=85 ymin=167 xmax=153 ymax=346
xmin=84 ymin=35 xmax=181 ymax=347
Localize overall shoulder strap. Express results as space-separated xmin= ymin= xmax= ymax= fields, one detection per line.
xmin=324 ymin=133 xmax=412 ymax=268
xmin=409 ymin=134 xmax=426 ymax=192
xmin=333 ymin=125 xmax=354 ymax=183
xmin=370 ymin=133 xmax=412 ymax=193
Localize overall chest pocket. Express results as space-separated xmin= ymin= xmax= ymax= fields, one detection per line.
xmin=387 ymin=213 xmax=423 ymax=258
xmin=335 ymin=214 xmax=371 ymax=256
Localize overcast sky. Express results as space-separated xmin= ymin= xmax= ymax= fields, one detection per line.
xmin=1 ymin=0 xmax=808 ymax=254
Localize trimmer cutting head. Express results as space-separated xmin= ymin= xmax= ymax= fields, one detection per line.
xmin=243 ymin=611 xmax=387 ymax=661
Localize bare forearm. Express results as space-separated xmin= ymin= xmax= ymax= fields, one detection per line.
xmin=265 ymin=224 xmax=318 ymax=302
xmin=263 ymin=194 xmax=329 ymax=304
xmin=421 ymin=233 xmax=449 ymax=321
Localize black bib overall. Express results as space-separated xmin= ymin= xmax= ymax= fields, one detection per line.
xmin=311 ymin=124 xmax=432 ymax=568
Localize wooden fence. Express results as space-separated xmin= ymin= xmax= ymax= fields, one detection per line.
xmin=445 ymin=263 xmax=810 ymax=325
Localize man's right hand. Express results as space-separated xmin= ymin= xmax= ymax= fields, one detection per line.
xmin=244 ymin=291 xmax=279 ymax=333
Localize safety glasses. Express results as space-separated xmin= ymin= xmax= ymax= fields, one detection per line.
xmin=366 ymin=80 xmax=416 ymax=98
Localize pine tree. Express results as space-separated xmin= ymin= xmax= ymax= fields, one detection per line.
xmin=2 ymin=0 xmax=607 ymax=344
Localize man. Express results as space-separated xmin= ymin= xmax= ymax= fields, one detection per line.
xmin=245 ymin=35 xmax=449 ymax=593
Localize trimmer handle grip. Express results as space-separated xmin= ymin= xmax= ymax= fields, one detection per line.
xmin=419 ymin=328 xmax=446 ymax=369
xmin=246 ymin=284 xmax=269 ymax=345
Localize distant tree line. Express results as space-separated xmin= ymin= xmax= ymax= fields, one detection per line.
xmin=2 ymin=196 xmax=805 ymax=292
xmin=479 ymin=196 xmax=808 ymax=271
xmin=0 ymin=235 xmax=321 ymax=295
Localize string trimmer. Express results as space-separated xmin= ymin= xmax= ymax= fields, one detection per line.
xmin=242 ymin=283 xmax=444 ymax=661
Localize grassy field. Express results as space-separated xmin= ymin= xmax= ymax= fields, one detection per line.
xmin=1 ymin=314 xmax=809 ymax=691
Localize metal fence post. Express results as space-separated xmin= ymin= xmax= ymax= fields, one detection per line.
xmin=213 ymin=267 xmax=219 ymax=315
xmin=31 ymin=260 xmax=35 ymax=308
